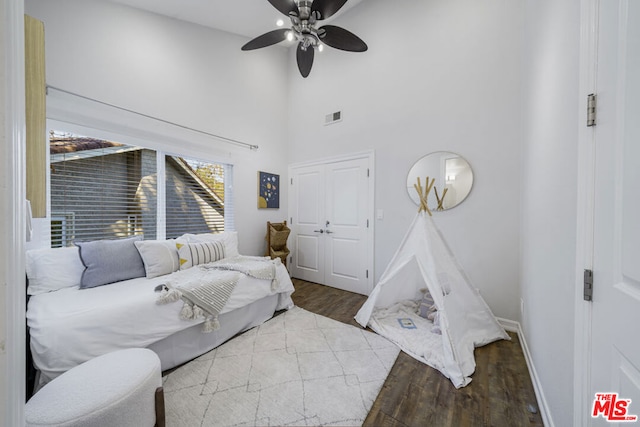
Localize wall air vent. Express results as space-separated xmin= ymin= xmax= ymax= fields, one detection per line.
xmin=324 ymin=111 xmax=342 ymax=126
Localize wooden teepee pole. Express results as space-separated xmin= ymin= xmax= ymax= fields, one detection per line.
xmin=413 ymin=176 xmax=434 ymax=216
xmin=434 ymin=187 xmax=448 ymax=211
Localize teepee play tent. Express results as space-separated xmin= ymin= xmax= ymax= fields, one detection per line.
xmin=355 ymin=177 xmax=509 ymax=388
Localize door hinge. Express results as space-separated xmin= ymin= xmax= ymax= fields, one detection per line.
xmin=587 ymin=93 xmax=597 ymax=127
xmin=366 ymin=219 xmax=369 ymax=228
xmin=583 ymin=269 xmax=593 ymax=301
xmin=366 ymin=269 xmax=369 ymax=279
xmin=291 ymin=177 xmax=293 ymax=185
xmin=367 ymin=168 xmax=370 ymax=177
xmin=290 ymin=217 xmax=293 ymax=224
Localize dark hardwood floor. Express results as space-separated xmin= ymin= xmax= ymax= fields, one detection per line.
xmin=290 ymin=278 xmax=544 ymax=427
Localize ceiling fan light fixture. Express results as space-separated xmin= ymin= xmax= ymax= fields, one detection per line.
xmin=245 ymin=0 xmax=367 ymax=77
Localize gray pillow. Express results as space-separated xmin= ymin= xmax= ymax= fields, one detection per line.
xmin=417 ymin=287 xmax=436 ymax=319
xmin=76 ymin=236 xmax=146 ymax=288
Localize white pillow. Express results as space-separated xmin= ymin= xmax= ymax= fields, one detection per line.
xmin=176 ymin=240 xmax=226 ymax=270
xmin=180 ymin=231 xmax=239 ymax=258
xmin=26 ymin=247 xmax=85 ymax=295
xmin=134 ymin=239 xmax=180 ymax=278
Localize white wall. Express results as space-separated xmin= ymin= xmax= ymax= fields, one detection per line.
xmin=287 ymin=0 xmax=524 ymax=320
xmin=521 ymin=0 xmax=580 ymax=425
xmin=24 ymin=0 xmax=291 ymax=256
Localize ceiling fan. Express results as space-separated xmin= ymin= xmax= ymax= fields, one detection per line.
xmin=241 ymin=0 xmax=368 ymax=78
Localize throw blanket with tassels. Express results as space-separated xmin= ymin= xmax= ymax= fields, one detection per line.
xmin=200 ymin=255 xmax=281 ymax=291
xmin=156 ymin=256 xmax=281 ymax=333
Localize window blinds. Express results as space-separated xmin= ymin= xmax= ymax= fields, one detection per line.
xmin=50 ymin=143 xmax=157 ymax=246
xmin=165 ymin=155 xmax=228 ymax=239
xmin=50 ymin=132 xmax=231 ymax=247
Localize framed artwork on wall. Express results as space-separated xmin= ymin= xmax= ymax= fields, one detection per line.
xmin=258 ymin=171 xmax=279 ymax=209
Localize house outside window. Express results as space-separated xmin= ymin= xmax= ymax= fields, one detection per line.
xmin=165 ymin=155 xmax=225 ymax=238
xmin=49 ymin=131 xmax=230 ymax=247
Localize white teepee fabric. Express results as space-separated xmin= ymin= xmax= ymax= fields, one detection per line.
xmin=355 ymin=211 xmax=509 ymax=388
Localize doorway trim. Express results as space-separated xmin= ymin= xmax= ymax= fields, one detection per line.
xmin=574 ymin=0 xmax=598 ymax=425
xmin=288 ymin=150 xmax=375 ymax=293
xmin=4 ymin=0 xmax=27 ymax=425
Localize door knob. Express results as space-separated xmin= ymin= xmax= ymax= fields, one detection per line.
xmin=325 ymin=230 xmax=334 ymax=234
xmin=313 ymin=229 xmax=324 ymax=233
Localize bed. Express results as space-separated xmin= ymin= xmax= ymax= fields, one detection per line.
xmin=25 ymin=232 xmax=295 ymax=387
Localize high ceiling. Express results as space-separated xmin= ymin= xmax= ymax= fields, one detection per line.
xmin=109 ymin=0 xmax=364 ymax=40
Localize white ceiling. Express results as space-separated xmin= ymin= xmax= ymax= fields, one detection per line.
xmin=109 ymin=0 xmax=364 ymax=40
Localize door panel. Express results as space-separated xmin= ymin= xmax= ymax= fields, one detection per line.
xmin=330 ymin=167 xmax=360 ymax=225
xmin=328 ymin=237 xmax=360 ymax=279
xmin=290 ymin=156 xmax=372 ymax=295
xmin=621 ymin=10 xmax=640 ymax=280
xmin=589 ymin=1 xmax=640 ymax=424
xmin=291 ymin=167 xmax=325 ymax=284
xmin=296 ymin=171 xmax=322 ymax=225
xmin=324 ymin=159 xmax=370 ymax=294
xmin=618 ymin=0 xmax=640 ymax=287
xmin=295 ymin=235 xmax=321 ymax=271
xmin=613 ymin=349 xmax=640 ymax=418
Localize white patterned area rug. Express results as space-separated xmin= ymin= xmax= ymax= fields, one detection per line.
xmin=163 ymin=306 xmax=400 ymax=426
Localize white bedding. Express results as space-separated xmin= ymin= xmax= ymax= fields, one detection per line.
xmin=27 ymin=261 xmax=294 ymax=383
xmin=369 ymin=300 xmax=447 ymax=377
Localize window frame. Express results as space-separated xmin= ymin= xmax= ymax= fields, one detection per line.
xmin=46 ymin=120 xmax=235 ymax=246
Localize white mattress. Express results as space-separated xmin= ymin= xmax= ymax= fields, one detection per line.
xmin=27 ymin=262 xmax=294 ymax=382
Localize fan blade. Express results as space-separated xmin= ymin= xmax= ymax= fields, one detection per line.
xmin=296 ymin=42 xmax=314 ymax=78
xmin=318 ymin=25 xmax=367 ymax=52
xmin=241 ymin=29 xmax=289 ymax=51
xmin=311 ymin=0 xmax=348 ymax=20
xmin=267 ymin=0 xmax=298 ymax=16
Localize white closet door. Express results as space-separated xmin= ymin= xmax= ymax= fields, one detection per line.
xmin=587 ymin=1 xmax=640 ymax=424
xmin=290 ymin=165 xmax=325 ymax=284
xmin=324 ymin=158 xmax=370 ymax=294
xmin=290 ymin=155 xmax=372 ymax=295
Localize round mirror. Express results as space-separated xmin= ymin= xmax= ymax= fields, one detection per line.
xmin=406 ymin=151 xmax=473 ymax=211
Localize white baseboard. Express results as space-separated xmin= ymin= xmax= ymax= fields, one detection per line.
xmin=496 ymin=318 xmax=554 ymax=427
xmin=496 ymin=317 xmax=519 ymax=333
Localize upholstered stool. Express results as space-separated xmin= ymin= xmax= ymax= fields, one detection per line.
xmin=25 ymin=348 xmax=165 ymax=427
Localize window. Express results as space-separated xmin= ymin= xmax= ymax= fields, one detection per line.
xmin=50 ymin=213 xmax=75 ymax=248
xmin=165 ymin=155 xmax=226 ymax=238
xmin=49 ymin=131 xmax=232 ymax=246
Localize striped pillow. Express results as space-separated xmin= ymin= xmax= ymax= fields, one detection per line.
xmin=177 ymin=240 xmax=226 ymax=270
